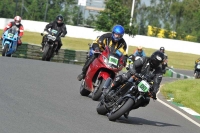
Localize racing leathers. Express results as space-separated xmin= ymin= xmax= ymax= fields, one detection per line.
xmin=110 ymin=56 xmax=163 ymax=100
xmin=2 ymin=21 xmax=24 ymax=46
xmin=41 ymin=20 xmax=67 ymax=53
xmin=77 ymin=33 xmax=128 ymax=81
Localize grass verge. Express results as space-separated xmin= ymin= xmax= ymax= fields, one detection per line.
xmin=161 ymin=79 xmax=200 ymax=114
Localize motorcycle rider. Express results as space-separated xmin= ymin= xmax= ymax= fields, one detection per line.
xmin=106 ymin=51 xmax=164 ymax=118
xmin=41 ymin=15 xmax=67 ymax=54
xmin=194 ymin=58 xmax=200 ymax=76
xmin=159 ymin=47 xmax=168 ymax=74
xmin=133 ymin=46 xmax=146 ymax=57
xmin=77 ymin=25 xmax=128 ymax=81
xmin=1 ymin=16 xmax=24 ymax=47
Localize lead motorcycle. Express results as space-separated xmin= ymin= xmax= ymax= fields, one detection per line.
xmin=41 ymin=29 xmax=62 ymax=61
xmin=96 ymin=74 xmax=154 ymax=121
xmin=80 ymin=45 xmax=125 ymax=101
xmin=194 ymin=62 xmax=200 ymax=79
xmin=1 ymin=25 xmax=19 ymax=57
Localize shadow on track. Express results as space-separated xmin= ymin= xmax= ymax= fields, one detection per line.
xmin=114 ymin=116 xmax=180 ymax=127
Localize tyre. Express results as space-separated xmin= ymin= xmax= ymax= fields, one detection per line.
xmin=96 ymin=101 xmax=108 ymax=115
xmin=2 ymin=44 xmax=9 ymax=56
xmin=91 ymin=79 xmax=106 ymax=101
xmin=80 ymin=80 xmax=91 ymax=96
xmin=42 ymin=45 xmax=52 ymax=61
xmin=108 ymin=98 xmax=134 ymax=121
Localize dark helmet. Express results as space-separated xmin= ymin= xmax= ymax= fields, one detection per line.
xmin=160 ymin=47 xmax=165 ymax=53
xmin=56 ymin=15 xmax=64 ymax=24
xmin=112 ymin=25 xmax=125 ymax=41
xmin=149 ymin=51 xmax=164 ymax=68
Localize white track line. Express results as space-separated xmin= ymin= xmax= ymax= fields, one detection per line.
xmin=157 ymin=90 xmax=200 ymax=128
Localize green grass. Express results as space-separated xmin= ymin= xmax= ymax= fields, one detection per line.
xmin=161 ymin=79 xmax=200 ymax=114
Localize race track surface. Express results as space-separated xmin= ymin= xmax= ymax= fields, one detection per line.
xmin=0 ymin=57 xmax=199 ymax=133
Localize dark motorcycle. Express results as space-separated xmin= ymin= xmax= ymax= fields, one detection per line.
xmin=96 ymin=74 xmax=154 ymax=121
xmin=194 ymin=62 xmax=200 ymax=79
xmin=41 ymin=29 xmax=62 ymax=61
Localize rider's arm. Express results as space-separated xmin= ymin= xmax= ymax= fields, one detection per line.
xmin=142 ymin=51 xmax=146 ymax=56
xmin=19 ymin=25 xmax=24 ymax=37
xmin=117 ymin=38 xmax=127 ymax=56
xmin=98 ymin=33 xmax=112 ymax=44
xmin=3 ymin=22 xmax=12 ymax=32
xmin=44 ymin=21 xmax=54 ymax=31
xmin=61 ymin=25 xmax=67 ymax=36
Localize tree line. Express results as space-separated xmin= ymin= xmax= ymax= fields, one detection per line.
xmin=1 ymin=0 xmax=200 ymax=42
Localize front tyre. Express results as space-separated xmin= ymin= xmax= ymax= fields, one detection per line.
xmin=108 ymin=98 xmax=134 ymax=121
xmin=42 ymin=45 xmax=52 ymax=61
xmin=92 ymin=79 xmax=106 ymax=101
xmin=80 ymin=80 xmax=91 ymax=96
xmin=2 ymin=44 xmax=9 ymax=56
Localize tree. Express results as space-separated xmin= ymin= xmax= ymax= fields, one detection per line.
xmin=95 ymin=0 xmax=133 ymax=34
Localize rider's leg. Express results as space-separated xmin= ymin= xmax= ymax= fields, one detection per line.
xmin=77 ymin=55 xmax=96 ymax=81
xmin=55 ymin=39 xmax=62 ymax=54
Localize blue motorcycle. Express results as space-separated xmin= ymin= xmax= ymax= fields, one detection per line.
xmin=1 ymin=26 xmax=19 ymax=57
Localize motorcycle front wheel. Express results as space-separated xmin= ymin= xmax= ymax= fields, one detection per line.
xmin=42 ymin=44 xmax=52 ymax=61
xmin=108 ymin=98 xmax=134 ymax=121
xmin=2 ymin=44 xmax=9 ymax=56
xmin=92 ymin=79 xmax=106 ymax=101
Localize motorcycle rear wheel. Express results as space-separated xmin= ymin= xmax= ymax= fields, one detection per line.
xmin=96 ymin=100 xmax=108 ymax=115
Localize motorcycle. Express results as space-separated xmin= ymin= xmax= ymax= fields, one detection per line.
xmin=96 ymin=74 xmax=154 ymax=121
xmin=194 ymin=62 xmax=200 ymax=79
xmin=1 ymin=26 xmax=19 ymax=57
xmin=41 ymin=29 xmax=62 ymax=61
xmin=79 ymin=45 xmax=125 ymax=101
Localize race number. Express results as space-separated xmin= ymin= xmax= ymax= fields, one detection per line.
xmin=108 ymin=56 xmax=118 ymax=66
xmin=138 ymin=80 xmax=150 ymax=92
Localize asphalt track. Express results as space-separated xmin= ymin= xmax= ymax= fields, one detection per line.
xmin=0 ymin=57 xmax=199 ymax=133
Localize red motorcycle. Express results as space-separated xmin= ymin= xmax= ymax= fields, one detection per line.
xmin=80 ymin=45 xmax=125 ymax=101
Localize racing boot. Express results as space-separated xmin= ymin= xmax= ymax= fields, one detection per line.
xmin=77 ymin=72 xmax=86 ymax=81
xmin=77 ymin=56 xmax=95 ymax=81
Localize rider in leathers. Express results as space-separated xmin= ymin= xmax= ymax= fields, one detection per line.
xmin=107 ymin=51 xmax=164 ymax=118
xmin=41 ymin=15 xmax=67 ymax=54
xmin=110 ymin=51 xmax=165 ymax=100
xmin=77 ymin=25 xmax=128 ymax=81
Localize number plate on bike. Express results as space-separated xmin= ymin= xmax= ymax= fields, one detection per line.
xmin=138 ymin=80 xmax=150 ymax=92
xmin=47 ymin=35 xmax=56 ymax=41
xmin=197 ymin=65 xmax=200 ymax=69
xmin=8 ymin=33 xmax=14 ymax=38
xmin=51 ymin=30 xmax=58 ymax=34
xmin=108 ymin=56 xmax=118 ymax=66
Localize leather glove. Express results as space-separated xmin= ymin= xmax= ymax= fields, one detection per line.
xmin=61 ymin=33 xmax=65 ymax=37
